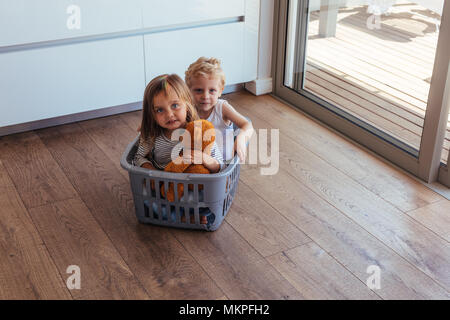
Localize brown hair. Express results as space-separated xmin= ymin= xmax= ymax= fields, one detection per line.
xmin=140 ymin=74 xmax=199 ymax=141
xmin=185 ymin=57 xmax=226 ymax=89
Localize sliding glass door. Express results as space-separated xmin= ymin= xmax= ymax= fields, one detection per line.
xmin=274 ymin=0 xmax=450 ymax=187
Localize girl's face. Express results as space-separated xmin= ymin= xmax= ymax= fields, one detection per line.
xmin=189 ymin=76 xmax=223 ymax=114
xmin=153 ymin=86 xmax=187 ymax=134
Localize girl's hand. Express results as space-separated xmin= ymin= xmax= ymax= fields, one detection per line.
xmin=182 ymin=149 xmax=204 ymax=164
xmin=141 ymin=162 xmax=155 ymax=170
xmin=183 ymin=150 xmax=220 ymax=173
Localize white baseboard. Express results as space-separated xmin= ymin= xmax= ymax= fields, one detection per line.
xmin=245 ymin=77 xmax=273 ymax=96
xmin=0 ymin=102 xmax=142 ymax=137
xmin=222 ymin=83 xmax=244 ymax=95
xmin=0 ymin=83 xmax=244 ymax=137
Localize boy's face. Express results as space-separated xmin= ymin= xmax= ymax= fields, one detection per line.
xmin=189 ymin=76 xmax=224 ymax=113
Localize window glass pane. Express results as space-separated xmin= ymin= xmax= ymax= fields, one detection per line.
xmin=285 ymin=0 xmax=444 ymax=153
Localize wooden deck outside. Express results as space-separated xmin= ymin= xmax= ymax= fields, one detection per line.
xmin=304 ymin=2 xmax=449 ymax=163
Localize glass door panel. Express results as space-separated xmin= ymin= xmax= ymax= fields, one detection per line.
xmin=284 ymin=0 xmax=444 ymax=156
xmin=441 ymin=86 xmax=450 ymax=165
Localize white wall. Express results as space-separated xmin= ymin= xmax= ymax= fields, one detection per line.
xmin=258 ymin=0 xmax=274 ymax=79
xmin=245 ymin=0 xmax=274 ymax=95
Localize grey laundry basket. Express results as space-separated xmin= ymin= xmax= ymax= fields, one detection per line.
xmin=120 ymin=136 xmax=240 ymax=231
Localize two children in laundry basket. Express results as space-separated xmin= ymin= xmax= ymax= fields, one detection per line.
xmin=133 ymin=57 xmax=253 ymax=225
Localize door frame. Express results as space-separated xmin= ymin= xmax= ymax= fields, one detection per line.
xmin=272 ymin=0 xmax=450 ymax=186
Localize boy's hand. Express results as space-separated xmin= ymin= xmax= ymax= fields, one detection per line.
xmin=235 ymin=135 xmax=247 ymax=162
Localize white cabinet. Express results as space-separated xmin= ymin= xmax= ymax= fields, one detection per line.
xmin=0 ymin=1 xmax=260 ymax=131
xmin=144 ymin=22 xmax=247 ymax=85
xmin=0 ymin=36 xmax=145 ymax=127
xmin=141 ymin=0 xmax=245 ymax=28
xmin=0 ymin=0 xmax=142 ymax=47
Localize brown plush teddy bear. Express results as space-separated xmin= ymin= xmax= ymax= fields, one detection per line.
xmin=162 ymin=119 xmax=216 ymax=204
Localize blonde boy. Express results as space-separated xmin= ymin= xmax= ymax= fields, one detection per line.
xmin=185 ymin=57 xmax=253 ymax=162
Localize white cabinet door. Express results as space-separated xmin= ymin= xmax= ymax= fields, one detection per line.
xmin=144 ymin=22 xmax=251 ymax=85
xmin=141 ymin=0 xmax=245 ymax=28
xmin=0 ymin=0 xmax=142 ymax=47
xmin=0 ymin=36 xmax=145 ymax=127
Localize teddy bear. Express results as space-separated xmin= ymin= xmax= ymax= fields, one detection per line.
xmin=161 ymin=119 xmax=216 ymax=205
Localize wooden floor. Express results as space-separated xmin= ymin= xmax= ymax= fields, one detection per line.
xmin=0 ymin=91 xmax=449 ymax=299
xmin=304 ymin=3 xmax=449 ymax=163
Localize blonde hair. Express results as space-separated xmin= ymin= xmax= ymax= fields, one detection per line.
xmin=140 ymin=74 xmax=199 ymax=141
xmin=185 ymin=57 xmax=226 ymax=89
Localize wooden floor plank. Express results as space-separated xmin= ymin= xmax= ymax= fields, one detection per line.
xmin=229 ymin=92 xmax=442 ymax=212
xmin=240 ymin=165 xmax=449 ymax=299
xmin=173 ymin=223 xmax=305 ymax=300
xmin=230 ymin=93 xmax=450 ymax=290
xmin=36 ymin=123 xmax=225 ymax=299
xmin=0 ymin=132 xmax=78 ymax=209
xmin=267 ymin=243 xmax=380 ymax=300
xmin=1 ymin=89 xmax=448 ymax=299
xmin=0 ymin=161 xmax=72 ymax=299
xmin=225 ymin=182 xmax=311 ymax=257
xmin=406 ymin=200 xmax=450 ymax=242
xmin=110 ymin=223 xmax=225 ymax=299
xmin=0 ymin=159 xmax=14 ymax=188
xmin=28 ymin=198 xmax=150 ymax=299
xmin=78 ymin=115 xmax=138 ymax=181
xmin=279 ymin=130 xmax=450 ymax=289
xmin=119 ymin=110 xmax=142 ymax=132
xmin=36 ymin=125 xmax=132 ymax=231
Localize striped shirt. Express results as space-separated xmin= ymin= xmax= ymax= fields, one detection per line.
xmin=134 ymin=133 xmax=224 ymax=170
